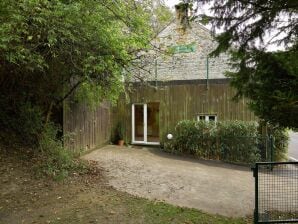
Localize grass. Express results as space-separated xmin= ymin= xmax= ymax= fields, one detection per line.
xmin=127 ymin=198 xmax=250 ymax=224
xmin=47 ymin=188 xmax=251 ymax=224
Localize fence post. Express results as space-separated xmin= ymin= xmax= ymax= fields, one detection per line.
xmin=265 ymin=135 xmax=274 ymax=162
xmin=270 ymin=135 xmax=274 ymax=162
xmin=253 ymin=163 xmax=259 ymax=224
xmin=216 ymin=136 xmax=220 ymax=160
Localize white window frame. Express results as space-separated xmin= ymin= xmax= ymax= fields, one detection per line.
xmin=197 ymin=114 xmax=217 ymax=122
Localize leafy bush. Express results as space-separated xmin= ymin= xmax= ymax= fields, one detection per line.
xmin=217 ymin=121 xmax=261 ymax=163
xmin=163 ymin=120 xmax=262 ymax=164
xmin=0 ymin=96 xmax=87 ymax=180
xmin=111 ymin=121 xmax=126 ymax=144
xmin=36 ymin=123 xmax=87 ymax=181
xmin=171 ymin=120 xmax=218 ymax=158
xmin=163 ymin=120 xmax=289 ymax=164
xmin=0 ymin=99 xmax=43 ymax=147
xmin=268 ymin=126 xmax=289 ymax=161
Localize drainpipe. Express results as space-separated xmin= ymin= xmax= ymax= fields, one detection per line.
xmin=206 ymin=56 xmax=209 ymax=90
xmin=155 ymin=58 xmax=157 ymax=90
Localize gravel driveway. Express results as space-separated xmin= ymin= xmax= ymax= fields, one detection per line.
xmin=82 ymin=145 xmax=254 ymax=217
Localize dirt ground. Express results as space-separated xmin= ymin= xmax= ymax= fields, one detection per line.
xmin=0 ymin=149 xmax=113 ymax=224
xmin=82 ymin=145 xmax=255 ymax=217
xmin=0 ymin=147 xmax=250 ymax=224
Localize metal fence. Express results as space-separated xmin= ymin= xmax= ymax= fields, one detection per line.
xmin=252 ymin=162 xmax=298 ymax=223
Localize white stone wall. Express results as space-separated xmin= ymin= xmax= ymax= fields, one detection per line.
xmin=130 ymin=20 xmax=231 ymax=82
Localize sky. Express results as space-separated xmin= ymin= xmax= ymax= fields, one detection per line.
xmin=164 ymin=0 xmax=284 ymax=51
xmin=164 ymin=0 xmax=180 ymax=8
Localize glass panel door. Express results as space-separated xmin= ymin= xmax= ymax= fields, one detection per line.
xmin=132 ymin=103 xmax=159 ymax=144
xmin=134 ymin=104 xmax=144 ymax=142
xmin=147 ymin=102 xmax=160 ymax=143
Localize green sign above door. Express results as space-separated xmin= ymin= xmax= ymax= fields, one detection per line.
xmin=169 ymin=43 xmax=196 ymax=54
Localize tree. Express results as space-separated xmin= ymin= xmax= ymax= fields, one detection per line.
xmin=180 ymin=0 xmax=298 ymax=128
xmin=0 ymin=0 xmax=153 ymax=143
xmin=150 ymin=0 xmax=174 ymax=33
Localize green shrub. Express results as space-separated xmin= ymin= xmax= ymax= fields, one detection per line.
xmin=217 ymin=121 xmax=261 ymax=163
xmin=174 ymin=120 xmax=218 ymax=158
xmin=0 ymin=96 xmax=87 ymax=180
xmin=162 ymin=120 xmax=262 ymax=164
xmin=36 ymin=123 xmax=87 ymax=180
xmin=0 ymin=99 xmax=43 ymax=147
xmin=163 ymin=120 xmax=290 ymax=164
xmin=268 ymin=126 xmax=289 ymax=161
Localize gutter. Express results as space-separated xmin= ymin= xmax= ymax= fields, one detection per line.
xmin=206 ymin=56 xmax=209 ymax=90
xmin=289 ymin=156 xmax=298 ymax=162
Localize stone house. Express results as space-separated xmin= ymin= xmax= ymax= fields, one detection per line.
xmin=63 ymin=5 xmax=257 ymax=151
xmin=113 ymin=5 xmax=256 ymax=145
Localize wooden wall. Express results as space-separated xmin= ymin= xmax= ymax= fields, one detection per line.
xmin=114 ymin=80 xmax=257 ymax=143
xmin=63 ymin=101 xmax=111 ymax=152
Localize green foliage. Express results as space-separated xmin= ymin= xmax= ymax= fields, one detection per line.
xmin=163 ymin=120 xmax=290 ymax=163
xmin=217 ymin=121 xmax=261 ymax=163
xmin=173 ymin=120 xmax=217 ymax=157
xmin=115 ymin=122 xmax=125 ymax=141
xmin=0 ymin=0 xmax=153 ymax=134
xmin=183 ymin=0 xmax=298 ymax=128
xmin=0 ymin=0 xmax=163 ymax=166
xmin=0 ymin=98 xmax=87 ymax=180
xmin=36 ymin=123 xmax=86 ymax=181
xmin=139 ymin=200 xmax=248 ymax=224
xmin=228 ymin=49 xmax=298 ymax=129
xmin=0 ymin=0 xmax=170 ymax=179
xmin=150 ymin=0 xmax=173 ymax=33
xmin=0 ymin=98 xmax=43 ymax=146
xmin=75 ymin=79 xmax=124 ymax=108
xmin=268 ymin=126 xmax=289 ymax=161
xmin=193 ymin=0 xmax=297 ymax=53
xmin=163 ymin=120 xmax=262 ymax=164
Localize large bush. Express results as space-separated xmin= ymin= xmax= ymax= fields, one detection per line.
xmin=162 ymin=120 xmax=288 ymax=164
xmin=172 ymin=120 xmax=217 ymax=158
xmin=268 ymin=126 xmax=289 ymax=161
xmin=36 ymin=123 xmax=87 ymax=180
xmin=217 ymin=121 xmax=260 ymax=163
xmin=0 ymin=96 xmax=86 ymax=180
xmin=0 ymin=99 xmax=43 ymax=147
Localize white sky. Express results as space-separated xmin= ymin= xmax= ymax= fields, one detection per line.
xmin=164 ymin=0 xmax=180 ymax=8
xmin=164 ymin=0 xmax=285 ymax=51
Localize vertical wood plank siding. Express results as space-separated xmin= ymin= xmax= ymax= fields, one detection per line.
xmin=63 ymin=101 xmax=111 ymax=152
xmin=113 ymin=81 xmax=256 ymax=143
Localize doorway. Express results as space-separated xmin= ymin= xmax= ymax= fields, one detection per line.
xmin=132 ymin=103 xmax=160 ymax=145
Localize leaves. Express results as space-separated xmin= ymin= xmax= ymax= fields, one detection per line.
xmin=228 ymin=49 xmax=298 ymax=128
xmin=0 ymin=0 xmax=159 ymax=148
xmin=181 ymin=0 xmax=298 ymax=128
xmin=0 ymin=0 xmax=153 ymax=117
xmin=163 ymin=120 xmax=262 ymax=164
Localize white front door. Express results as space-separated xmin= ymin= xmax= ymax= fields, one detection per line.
xmin=132 ymin=103 xmax=159 ymax=145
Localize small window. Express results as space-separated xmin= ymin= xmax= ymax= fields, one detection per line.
xmin=197 ymin=114 xmax=217 ymax=122
xmin=209 ymin=115 xmax=216 ymax=121
xmin=199 ymin=115 xmax=205 ymax=121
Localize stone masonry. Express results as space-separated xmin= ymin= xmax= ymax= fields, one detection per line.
xmin=131 ymin=17 xmax=231 ymax=82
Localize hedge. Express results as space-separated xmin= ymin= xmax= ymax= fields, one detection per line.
xmin=162 ymin=120 xmax=288 ymax=164
xmin=268 ymin=126 xmax=289 ymax=161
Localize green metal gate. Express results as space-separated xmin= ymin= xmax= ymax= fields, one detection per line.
xmin=252 ymin=162 xmax=298 ymax=223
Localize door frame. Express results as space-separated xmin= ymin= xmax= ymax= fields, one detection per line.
xmin=131 ymin=103 xmax=159 ymax=145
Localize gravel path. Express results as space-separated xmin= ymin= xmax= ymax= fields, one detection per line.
xmin=82 ymin=145 xmax=254 ymax=217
